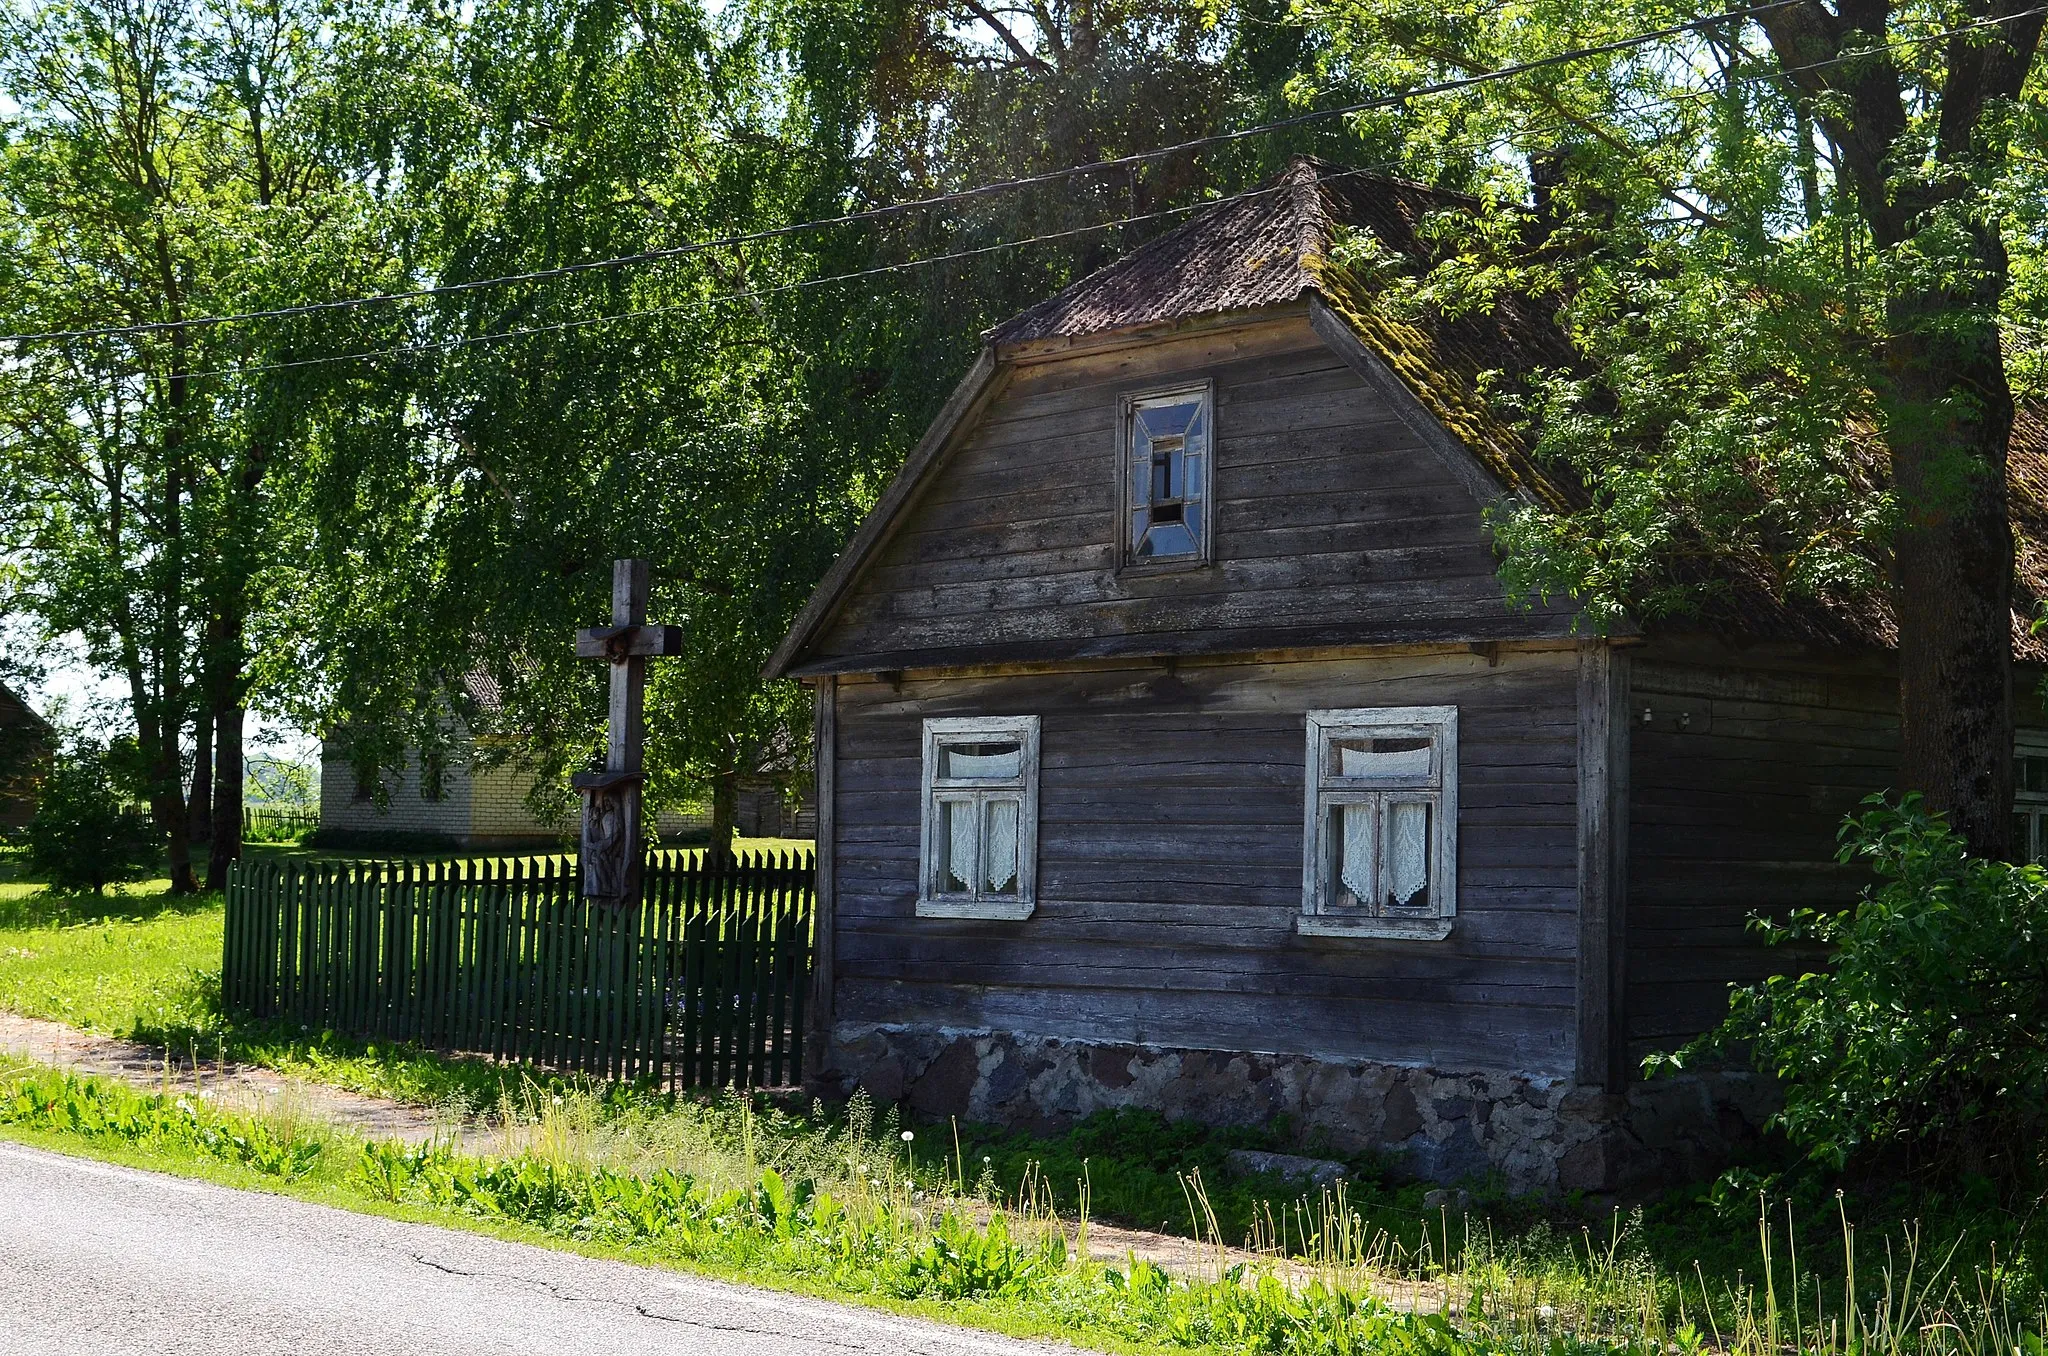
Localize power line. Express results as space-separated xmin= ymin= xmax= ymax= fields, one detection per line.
xmin=9 ymin=0 xmax=2036 ymax=360
xmin=0 ymin=0 xmax=1809 ymax=347
xmin=155 ymin=153 xmax=1554 ymax=382
xmin=52 ymin=0 xmax=2047 ymax=383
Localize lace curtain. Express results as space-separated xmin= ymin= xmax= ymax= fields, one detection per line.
xmin=1335 ymin=801 xmax=1430 ymax=911
xmin=985 ymin=800 xmax=1019 ymax=892
xmin=943 ymin=798 xmax=1020 ymax=894
xmin=1340 ymin=804 xmax=1373 ymax=905
xmin=1383 ymin=801 xmax=1429 ymax=907
xmin=946 ymin=802 xmax=976 ymax=891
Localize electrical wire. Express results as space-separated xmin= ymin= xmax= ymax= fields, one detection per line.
xmin=147 ymin=153 xmax=1553 ymax=383
xmin=8 ymin=0 xmax=2039 ymax=361
xmin=0 ymin=0 xmax=1814 ymax=347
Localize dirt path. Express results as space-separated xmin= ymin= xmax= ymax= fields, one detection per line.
xmin=0 ymin=1012 xmax=464 ymax=1145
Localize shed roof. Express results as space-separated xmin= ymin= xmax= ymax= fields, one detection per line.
xmin=0 ymin=684 xmax=53 ymax=739
xmin=768 ymin=158 xmax=2048 ymax=676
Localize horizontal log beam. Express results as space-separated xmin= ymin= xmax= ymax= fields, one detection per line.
xmin=576 ymin=624 xmax=685 ymax=659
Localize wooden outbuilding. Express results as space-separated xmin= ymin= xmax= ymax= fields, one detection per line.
xmin=768 ymin=158 xmax=2048 ymax=1192
xmin=0 ymin=683 xmax=55 ymax=832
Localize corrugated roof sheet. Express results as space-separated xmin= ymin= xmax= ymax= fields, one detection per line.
xmin=990 ymin=159 xmax=1334 ymax=343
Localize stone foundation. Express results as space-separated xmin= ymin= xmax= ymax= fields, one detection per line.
xmin=817 ymin=1023 xmax=1774 ymax=1196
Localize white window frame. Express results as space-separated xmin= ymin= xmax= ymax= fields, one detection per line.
xmin=917 ymin=715 xmax=1040 ymax=920
xmin=1299 ymin=706 xmax=1458 ymax=940
xmin=1117 ymin=381 xmax=1214 ymax=571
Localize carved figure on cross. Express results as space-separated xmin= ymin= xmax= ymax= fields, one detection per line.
xmin=573 ymin=559 xmax=684 ymax=900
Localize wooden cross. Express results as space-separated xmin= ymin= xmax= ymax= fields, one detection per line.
xmin=572 ymin=559 xmax=684 ymax=901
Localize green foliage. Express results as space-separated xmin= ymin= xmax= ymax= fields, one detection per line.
xmin=1303 ymin=0 xmax=2047 ymax=741
xmin=1657 ymin=795 xmax=2048 ymax=1181
xmin=21 ymin=745 xmax=161 ymax=894
xmin=1 ymin=1068 xmax=333 ymax=1180
xmin=277 ymin=0 xmax=1403 ymax=836
xmin=8 ymin=1061 xmax=2047 ymax=1356
xmin=0 ymin=0 xmax=418 ymax=887
xmin=961 ymin=1107 xmax=1428 ymax=1245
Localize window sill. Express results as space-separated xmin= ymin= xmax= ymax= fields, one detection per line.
xmin=1118 ymin=557 xmax=1211 ymax=578
xmin=1296 ymin=914 xmax=1454 ymax=941
xmin=917 ymin=897 xmax=1035 ymax=921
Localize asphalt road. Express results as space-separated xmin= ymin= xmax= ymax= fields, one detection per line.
xmin=0 ymin=1141 xmax=1078 ymax=1356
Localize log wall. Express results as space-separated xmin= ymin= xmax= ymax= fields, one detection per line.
xmin=1624 ymin=640 xmax=1896 ymax=1057
xmin=828 ymin=646 xmax=1585 ymax=1077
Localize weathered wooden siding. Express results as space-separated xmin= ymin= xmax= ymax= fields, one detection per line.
xmin=1624 ymin=640 xmax=1900 ymax=1057
xmin=829 ymin=646 xmax=1584 ymax=1076
xmin=806 ymin=314 xmax=1579 ymax=671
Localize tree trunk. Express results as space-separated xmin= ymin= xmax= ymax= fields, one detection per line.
xmin=122 ymin=644 xmax=191 ymax=895
xmin=188 ymin=706 xmax=213 ymax=849
xmin=707 ymin=770 xmax=739 ymax=866
xmin=1751 ymin=1 xmax=2041 ymax=862
xmin=153 ymin=770 xmax=196 ymax=895
xmin=208 ymin=702 xmax=245 ymax=891
xmin=1887 ymin=308 xmax=2017 ymax=858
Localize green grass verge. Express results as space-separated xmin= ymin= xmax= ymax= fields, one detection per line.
xmin=0 ymin=1060 xmax=1601 ymax=1356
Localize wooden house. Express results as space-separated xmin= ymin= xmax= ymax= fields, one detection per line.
xmin=767 ymin=158 xmax=2048 ymax=1193
xmin=319 ymin=673 xmax=816 ymax=849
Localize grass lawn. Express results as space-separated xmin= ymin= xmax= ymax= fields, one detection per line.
xmin=0 ymin=1061 xmax=1572 ymax=1356
xmin=0 ymin=851 xmax=221 ymax=1036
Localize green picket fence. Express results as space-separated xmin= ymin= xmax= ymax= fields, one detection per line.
xmin=221 ymin=849 xmax=815 ymax=1089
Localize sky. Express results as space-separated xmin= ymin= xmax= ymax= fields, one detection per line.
xmin=8 ymin=623 xmax=321 ymax=769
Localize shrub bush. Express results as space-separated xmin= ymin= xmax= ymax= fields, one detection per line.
xmin=1660 ymin=794 xmax=2048 ymax=1181
xmin=22 ymin=743 xmax=160 ymax=894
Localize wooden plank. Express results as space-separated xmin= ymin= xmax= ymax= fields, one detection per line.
xmin=1574 ymin=642 xmax=1630 ymax=1090
xmin=803 ymin=677 xmax=837 ymax=1088
xmin=787 ymin=865 xmax=811 ymax=1085
xmin=681 ymin=868 xmax=706 ymax=1088
xmin=1001 ymin=310 xmax=1327 ymax=388
xmin=788 ymin=315 xmax=1587 ymax=678
xmin=1305 ymin=295 xmax=1514 ymax=513
xmin=836 ymin=978 xmax=1573 ymax=1074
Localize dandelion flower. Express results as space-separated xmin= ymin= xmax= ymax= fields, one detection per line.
xmin=900 ymin=1130 xmax=914 ymax=1142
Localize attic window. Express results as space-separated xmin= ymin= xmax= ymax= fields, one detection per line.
xmin=1121 ymin=385 xmax=1212 ymax=566
xmin=917 ymin=716 xmax=1040 ymax=921
xmin=1299 ymin=707 xmax=1458 ymax=940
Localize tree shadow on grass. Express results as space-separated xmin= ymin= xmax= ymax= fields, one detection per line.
xmin=0 ymin=876 xmax=219 ymax=930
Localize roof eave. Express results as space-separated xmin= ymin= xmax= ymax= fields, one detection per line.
xmin=764 ymin=346 xmax=1011 ymax=681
